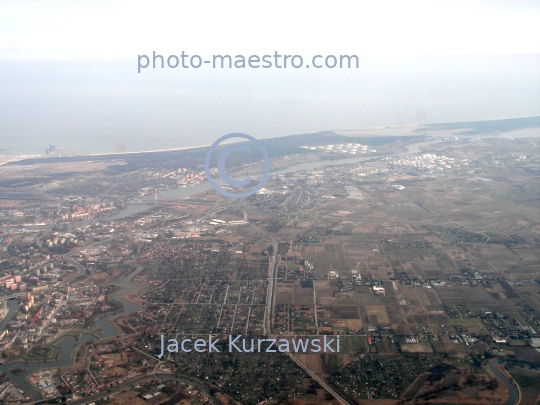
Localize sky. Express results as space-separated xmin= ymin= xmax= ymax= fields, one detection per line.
xmin=1 ymin=0 xmax=539 ymax=154
xmin=1 ymin=0 xmax=539 ymax=60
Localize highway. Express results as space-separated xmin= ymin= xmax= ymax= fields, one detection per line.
xmin=288 ymin=354 xmax=350 ymax=405
xmin=245 ymin=215 xmax=352 ymax=404
xmin=249 ymin=221 xmax=278 ymax=335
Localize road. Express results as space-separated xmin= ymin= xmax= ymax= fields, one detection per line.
xmin=249 ymin=221 xmax=278 ymax=335
xmin=288 ymin=354 xmax=350 ymax=405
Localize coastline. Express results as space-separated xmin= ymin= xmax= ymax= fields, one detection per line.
xmin=2 ymin=116 xmax=538 ymax=167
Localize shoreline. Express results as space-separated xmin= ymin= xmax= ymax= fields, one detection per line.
xmin=0 ymin=143 xmax=213 ymax=166
xmin=2 ymin=119 xmax=539 ymax=166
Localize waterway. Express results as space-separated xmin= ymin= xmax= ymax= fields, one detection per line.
xmin=0 ymin=299 xmax=18 ymax=332
xmin=92 ymin=129 xmax=537 ymax=213
xmin=130 ymin=138 xmax=441 ymax=204
xmin=0 ymin=267 xmax=144 ymax=400
xmin=2 ymin=129 xmax=536 ymax=230
xmin=39 ymin=138 xmax=439 ymax=223
xmin=0 ymin=133 xmax=531 ymax=401
xmin=488 ymin=360 xmax=518 ymax=405
xmin=0 ymin=137 xmax=441 ymax=399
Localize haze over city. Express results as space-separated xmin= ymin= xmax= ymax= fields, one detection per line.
xmin=0 ymin=1 xmax=539 ymax=405
xmin=1 ymin=1 xmax=539 ymax=155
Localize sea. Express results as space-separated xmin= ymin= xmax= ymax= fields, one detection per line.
xmin=1 ymin=54 xmax=539 ymax=156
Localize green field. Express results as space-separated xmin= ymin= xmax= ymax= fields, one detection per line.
xmin=507 ymin=367 xmax=540 ymax=405
xmin=451 ymin=318 xmax=489 ymax=334
xmin=339 ymin=336 xmax=367 ymax=353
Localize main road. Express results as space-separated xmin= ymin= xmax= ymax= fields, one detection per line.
xmin=247 ymin=216 xmax=350 ymax=405
xmin=288 ymin=354 xmax=350 ymax=405
xmin=248 ymin=221 xmax=278 ymax=335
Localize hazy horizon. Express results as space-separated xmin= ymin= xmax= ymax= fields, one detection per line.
xmin=2 ymin=1 xmax=539 ymax=156
xmin=1 ymin=54 xmax=539 ymax=155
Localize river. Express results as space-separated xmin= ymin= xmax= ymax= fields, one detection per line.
xmin=2 ymin=130 xmax=536 ymax=230
xmin=488 ymin=360 xmax=518 ymax=405
xmin=0 ymin=133 xmax=531 ymax=401
xmin=93 ymin=129 xmax=537 ymax=211
xmin=0 ymin=299 xmax=18 ymax=333
xmin=118 ymin=138 xmax=442 ymax=207
xmin=0 ymin=267 xmax=144 ymax=400
xmin=0 ymin=137 xmax=440 ymax=399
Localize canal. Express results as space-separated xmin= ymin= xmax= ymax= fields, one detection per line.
xmin=0 ymin=268 xmax=144 ymax=400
